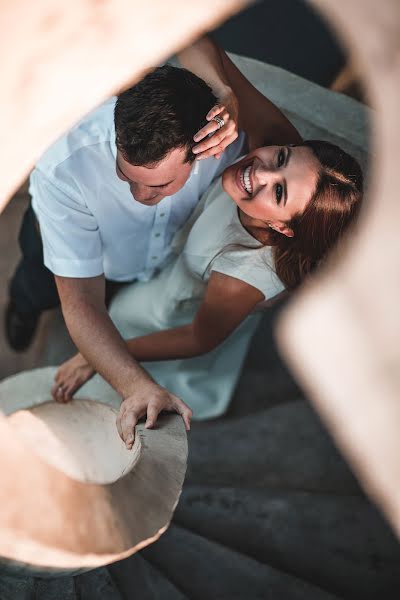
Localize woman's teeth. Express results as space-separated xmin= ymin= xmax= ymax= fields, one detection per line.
xmin=241 ymin=165 xmax=252 ymax=194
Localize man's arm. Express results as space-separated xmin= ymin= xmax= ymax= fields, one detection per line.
xmin=54 ymin=275 xmax=192 ymax=447
xmin=54 ymin=275 xmax=146 ymax=396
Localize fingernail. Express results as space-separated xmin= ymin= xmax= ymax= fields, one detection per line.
xmin=192 ymin=148 xmax=199 ymax=154
xmin=126 ymin=434 xmax=133 ymax=445
xmin=196 ymin=156 xmax=204 ymax=161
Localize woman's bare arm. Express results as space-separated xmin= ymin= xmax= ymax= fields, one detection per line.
xmin=178 ymin=36 xmax=302 ymax=154
xmin=125 ymin=271 xmax=264 ymax=360
xmin=177 ymin=36 xmax=240 ymax=159
xmin=54 ymin=271 xmax=265 ymax=397
xmin=218 ymin=48 xmax=303 ymax=148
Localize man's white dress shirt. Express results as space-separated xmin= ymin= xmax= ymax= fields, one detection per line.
xmin=30 ymin=97 xmax=246 ymax=282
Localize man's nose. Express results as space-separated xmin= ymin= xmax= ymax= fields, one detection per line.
xmin=130 ymin=183 xmax=157 ymax=202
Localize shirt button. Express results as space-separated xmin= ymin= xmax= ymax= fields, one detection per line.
xmin=154 ymin=232 xmax=161 ymax=238
xmin=152 ymin=256 xmax=158 ymax=260
xmin=160 ymin=212 xmax=165 ymax=217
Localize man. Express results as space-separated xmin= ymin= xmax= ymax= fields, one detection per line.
xmin=6 ymin=56 xmax=245 ymax=447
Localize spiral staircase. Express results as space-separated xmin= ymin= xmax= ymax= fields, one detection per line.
xmin=1 ymin=52 xmax=399 ymax=598
xmin=1 ymin=305 xmax=400 ymax=600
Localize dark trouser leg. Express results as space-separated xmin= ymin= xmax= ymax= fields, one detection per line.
xmin=9 ymin=204 xmax=59 ymax=316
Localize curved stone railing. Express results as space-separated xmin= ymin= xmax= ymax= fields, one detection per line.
xmin=278 ymin=0 xmax=400 ymax=539
xmin=0 ymin=368 xmax=187 ymax=574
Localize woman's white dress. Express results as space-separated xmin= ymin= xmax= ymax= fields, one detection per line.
xmin=109 ymin=178 xmax=284 ymax=419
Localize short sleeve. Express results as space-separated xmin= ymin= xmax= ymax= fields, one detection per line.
xmin=210 ymin=246 xmax=284 ymax=301
xmin=30 ymin=168 xmax=103 ymax=278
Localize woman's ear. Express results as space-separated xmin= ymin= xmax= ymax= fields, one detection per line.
xmin=269 ymin=221 xmax=294 ymax=238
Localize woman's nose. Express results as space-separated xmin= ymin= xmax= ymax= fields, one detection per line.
xmin=254 ymin=165 xmax=276 ymax=188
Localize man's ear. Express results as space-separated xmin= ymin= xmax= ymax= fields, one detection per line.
xmin=270 ymin=221 xmax=294 ymax=238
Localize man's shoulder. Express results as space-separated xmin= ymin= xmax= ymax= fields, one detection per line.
xmin=36 ymin=97 xmax=117 ymax=173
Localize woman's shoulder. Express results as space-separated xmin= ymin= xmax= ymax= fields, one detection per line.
xmin=211 ymin=244 xmax=284 ymax=300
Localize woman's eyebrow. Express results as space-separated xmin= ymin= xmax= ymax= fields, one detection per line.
xmin=282 ymin=146 xmax=291 ymax=206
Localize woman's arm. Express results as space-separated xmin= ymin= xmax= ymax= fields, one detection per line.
xmin=177 ymin=36 xmax=240 ymax=160
xmin=126 ymin=271 xmax=264 ymax=360
xmin=219 ymin=49 xmax=303 ymax=149
xmin=177 ymin=36 xmax=234 ymax=111
xmin=54 ymin=271 xmax=264 ymax=397
xmin=179 ymin=36 xmax=302 ymax=155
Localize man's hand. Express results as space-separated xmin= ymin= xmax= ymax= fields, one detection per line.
xmin=192 ymin=86 xmax=239 ymax=160
xmin=52 ymin=353 xmax=95 ymax=403
xmin=117 ymin=382 xmax=192 ymax=449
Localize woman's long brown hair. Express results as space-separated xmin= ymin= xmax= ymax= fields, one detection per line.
xmin=271 ymin=140 xmax=363 ymax=290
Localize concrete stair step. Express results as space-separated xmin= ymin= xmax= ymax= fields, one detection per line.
xmin=0 ymin=568 xmax=123 ymax=600
xmin=74 ymin=568 xmax=123 ymax=600
xmin=108 ymin=552 xmax=188 ymax=600
xmin=141 ymin=523 xmax=341 ymax=600
xmin=187 ymin=402 xmax=360 ymax=494
xmin=175 ymin=485 xmax=400 ymax=600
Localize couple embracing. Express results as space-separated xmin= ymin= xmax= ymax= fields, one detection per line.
xmin=7 ymin=38 xmax=362 ymax=448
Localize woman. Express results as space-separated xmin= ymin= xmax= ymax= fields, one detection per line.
xmin=54 ymin=139 xmax=362 ymax=417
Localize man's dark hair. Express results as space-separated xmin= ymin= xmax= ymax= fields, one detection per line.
xmin=114 ymin=65 xmax=217 ymax=166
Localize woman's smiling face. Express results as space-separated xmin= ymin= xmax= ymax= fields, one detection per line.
xmin=222 ymin=145 xmax=320 ymax=237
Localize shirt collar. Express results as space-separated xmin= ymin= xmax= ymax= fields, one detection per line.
xmin=110 ymin=119 xmax=117 ymax=161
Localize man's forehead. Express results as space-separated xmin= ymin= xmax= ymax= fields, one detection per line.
xmin=118 ymin=146 xmax=189 ymax=183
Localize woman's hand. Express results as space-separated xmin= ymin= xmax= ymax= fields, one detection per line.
xmin=117 ymin=381 xmax=192 ymax=449
xmin=192 ymin=86 xmax=239 ymax=161
xmin=52 ymin=353 xmax=95 ymax=403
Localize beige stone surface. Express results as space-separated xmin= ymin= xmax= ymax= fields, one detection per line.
xmin=8 ymin=400 xmax=141 ymax=485
xmin=0 ymin=0 xmax=249 ymax=211
xmin=0 ymin=367 xmax=187 ymax=571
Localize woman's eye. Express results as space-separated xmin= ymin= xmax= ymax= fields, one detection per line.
xmin=277 ymin=148 xmax=285 ymax=168
xmin=276 ymin=183 xmax=283 ymax=205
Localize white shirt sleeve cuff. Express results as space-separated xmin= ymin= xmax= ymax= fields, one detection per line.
xmin=44 ymin=256 xmax=104 ymax=278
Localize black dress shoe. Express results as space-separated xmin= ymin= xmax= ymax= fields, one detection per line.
xmin=5 ymin=301 xmax=40 ymax=352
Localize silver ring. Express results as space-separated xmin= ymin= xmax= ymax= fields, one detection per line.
xmin=212 ymin=115 xmax=225 ymax=129
xmin=57 ymin=384 xmax=64 ymax=392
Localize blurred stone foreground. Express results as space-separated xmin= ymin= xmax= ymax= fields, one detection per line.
xmin=1 ymin=51 xmax=400 ymax=598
